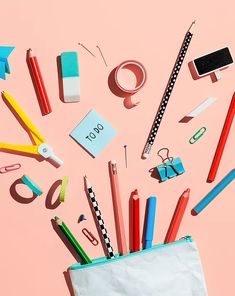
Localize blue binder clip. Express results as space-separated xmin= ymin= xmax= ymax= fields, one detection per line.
xmin=156 ymin=148 xmax=185 ymax=182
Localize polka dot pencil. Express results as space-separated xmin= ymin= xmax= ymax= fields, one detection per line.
xmin=143 ymin=21 xmax=196 ymax=158
xmin=84 ymin=176 xmax=115 ymax=259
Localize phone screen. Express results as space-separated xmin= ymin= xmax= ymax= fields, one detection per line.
xmin=194 ymin=47 xmax=233 ymax=75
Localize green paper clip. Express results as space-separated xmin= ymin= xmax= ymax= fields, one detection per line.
xmin=189 ymin=127 xmax=206 ymax=144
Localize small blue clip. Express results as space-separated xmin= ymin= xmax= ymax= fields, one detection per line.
xmin=156 ymin=148 xmax=185 ymax=182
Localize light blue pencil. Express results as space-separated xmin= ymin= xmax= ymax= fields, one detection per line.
xmin=145 ymin=196 xmax=157 ymax=249
xmin=193 ymin=169 xmax=235 ymax=215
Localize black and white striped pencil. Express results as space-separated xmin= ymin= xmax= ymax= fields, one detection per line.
xmin=143 ymin=21 xmax=196 ymax=158
xmin=84 ymin=176 xmax=115 ymax=259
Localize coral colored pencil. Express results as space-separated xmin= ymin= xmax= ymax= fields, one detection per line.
xmin=164 ymin=189 xmax=190 ymax=244
xmin=132 ymin=189 xmax=140 ymax=252
xmin=207 ymin=93 xmax=235 ymax=182
xmin=27 ymin=49 xmax=52 ymax=115
xmin=109 ymin=160 xmax=127 ymax=255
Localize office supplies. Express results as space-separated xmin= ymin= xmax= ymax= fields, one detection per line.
xmin=123 ymin=144 xmax=128 ymax=168
xmin=84 ymin=176 xmax=115 ymax=259
xmin=0 ymin=46 xmax=15 ymax=80
xmin=143 ymin=21 xmax=195 ymax=158
xmin=59 ymin=176 xmax=68 ymax=202
xmin=96 ymin=45 xmax=108 ymax=67
xmin=27 ymin=49 xmax=52 ymax=115
xmin=21 ymin=175 xmax=43 ymax=196
xmin=165 ymin=189 xmax=190 ymax=244
xmin=192 ymin=47 xmax=233 ymax=81
xmin=78 ymin=214 xmax=87 ymax=222
xmin=54 ymin=216 xmax=92 ymax=264
xmin=0 ymin=91 xmax=63 ymax=167
xmin=156 ymin=148 xmax=185 ymax=182
xmin=132 ymin=189 xmax=140 ymax=252
xmin=82 ymin=228 xmax=99 ymax=246
xmin=189 ymin=127 xmax=206 ymax=144
xmin=113 ymin=60 xmax=146 ymax=107
xmin=181 ymin=97 xmax=217 ymax=122
xmin=78 ymin=43 xmax=96 ymax=57
xmin=61 ymin=52 xmax=80 ymax=103
xmin=207 ymin=93 xmax=235 ymax=182
xmin=145 ymin=196 xmax=157 ymax=249
xmin=70 ymin=109 xmax=117 ymax=157
xmin=0 ymin=163 xmax=21 ymax=174
xmin=193 ymin=169 xmax=235 ymax=215
xmin=109 ymin=160 xmax=127 ymax=255
xmin=70 ymin=236 xmax=208 ymax=296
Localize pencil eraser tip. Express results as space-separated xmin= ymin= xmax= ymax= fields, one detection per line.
xmin=191 ymin=209 xmax=198 ymax=216
xmin=142 ymin=153 xmax=149 ymax=159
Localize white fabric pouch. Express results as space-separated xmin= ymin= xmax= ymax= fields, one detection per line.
xmin=69 ymin=236 xmax=208 ymax=296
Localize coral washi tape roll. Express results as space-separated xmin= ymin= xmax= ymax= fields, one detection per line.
xmin=59 ymin=176 xmax=68 ymax=202
xmin=21 ymin=175 xmax=43 ymax=196
xmin=114 ymin=60 xmax=147 ymax=95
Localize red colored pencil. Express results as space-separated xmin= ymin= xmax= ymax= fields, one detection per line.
xmin=27 ymin=49 xmax=52 ymax=115
xmin=207 ymin=93 xmax=235 ymax=182
xmin=132 ymin=189 xmax=140 ymax=252
xmin=164 ymin=189 xmax=190 ymax=244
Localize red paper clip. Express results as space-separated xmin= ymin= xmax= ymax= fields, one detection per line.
xmin=82 ymin=228 xmax=99 ymax=246
xmin=0 ymin=163 xmax=21 ymax=174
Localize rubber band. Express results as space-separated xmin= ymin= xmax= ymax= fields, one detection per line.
xmin=59 ymin=176 xmax=68 ymax=202
xmin=21 ymin=175 xmax=43 ymax=196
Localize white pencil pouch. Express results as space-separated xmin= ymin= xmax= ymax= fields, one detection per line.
xmin=69 ymin=236 xmax=208 ymax=296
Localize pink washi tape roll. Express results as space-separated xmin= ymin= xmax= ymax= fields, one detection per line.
xmin=115 ymin=60 xmax=147 ymax=95
xmin=109 ymin=60 xmax=147 ymax=108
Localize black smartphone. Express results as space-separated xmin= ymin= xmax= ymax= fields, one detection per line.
xmin=193 ymin=47 xmax=233 ymax=76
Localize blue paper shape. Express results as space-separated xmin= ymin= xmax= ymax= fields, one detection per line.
xmin=0 ymin=46 xmax=15 ymax=80
xmin=70 ymin=109 xmax=117 ymax=157
xmin=156 ymin=157 xmax=185 ymax=182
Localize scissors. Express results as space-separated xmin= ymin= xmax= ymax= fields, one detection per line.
xmin=0 ymin=91 xmax=63 ymax=167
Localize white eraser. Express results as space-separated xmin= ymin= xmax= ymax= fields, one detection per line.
xmin=61 ymin=52 xmax=80 ymax=103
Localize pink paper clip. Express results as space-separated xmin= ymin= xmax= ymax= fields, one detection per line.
xmin=0 ymin=163 xmax=21 ymax=174
xmin=82 ymin=228 xmax=99 ymax=246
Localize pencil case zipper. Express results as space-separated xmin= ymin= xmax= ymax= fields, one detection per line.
xmin=70 ymin=235 xmax=193 ymax=271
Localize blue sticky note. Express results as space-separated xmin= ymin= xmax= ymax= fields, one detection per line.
xmin=70 ymin=109 xmax=117 ymax=157
xmin=0 ymin=46 xmax=15 ymax=80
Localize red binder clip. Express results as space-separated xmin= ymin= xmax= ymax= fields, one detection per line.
xmin=82 ymin=228 xmax=99 ymax=246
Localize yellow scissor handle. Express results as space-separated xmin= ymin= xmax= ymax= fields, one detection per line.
xmin=2 ymin=91 xmax=45 ymax=145
xmin=0 ymin=142 xmax=39 ymax=155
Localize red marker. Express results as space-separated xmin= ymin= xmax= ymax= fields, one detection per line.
xmin=164 ymin=189 xmax=190 ymax=244
xmin=207 ymin=93 xmax=235 ymax=182
xmin=27 ymin=49 xmax=52 ymax=115
xmin=132 ymin=189 xmax=140 ymax=252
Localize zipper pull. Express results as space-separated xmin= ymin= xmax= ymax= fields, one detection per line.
xmin=182 ymin=235 xmax=192 ymax=242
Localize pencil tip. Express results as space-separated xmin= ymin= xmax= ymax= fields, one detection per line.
xmin=189 ymin=20 xmax=196 ymax=33
xmin=185 ymin=188 xmax=190 ymax=195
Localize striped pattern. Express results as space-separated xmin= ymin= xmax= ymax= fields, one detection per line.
xmin=88 ymin=187 xmax=115 ymax=259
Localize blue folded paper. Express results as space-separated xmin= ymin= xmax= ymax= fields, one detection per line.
xmin=0 ymin=46 xmax=15 ymax=80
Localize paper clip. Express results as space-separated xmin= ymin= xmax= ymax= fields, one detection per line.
xmin=0 ymin=163 xmax=21 ymax=174
xmin=82 ymin=228 xmax=99 ymax=246
xmin=189 ymin=127 xmax=206 ymax=144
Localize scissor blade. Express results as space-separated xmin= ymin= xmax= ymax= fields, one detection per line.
xmin=0 ymin=142 xmax=39 ymax=155
xmin=2 ymin=91 xmax=45 ymax=145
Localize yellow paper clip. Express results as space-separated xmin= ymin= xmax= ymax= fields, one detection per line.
xmin=0 ymin=92 xmax=63 ymax=167
xmin=189 ymin=127 xmax=207 ymax=144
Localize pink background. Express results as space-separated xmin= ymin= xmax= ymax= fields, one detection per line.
xmin=1 ymin=1 xmax=235 ymax=295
